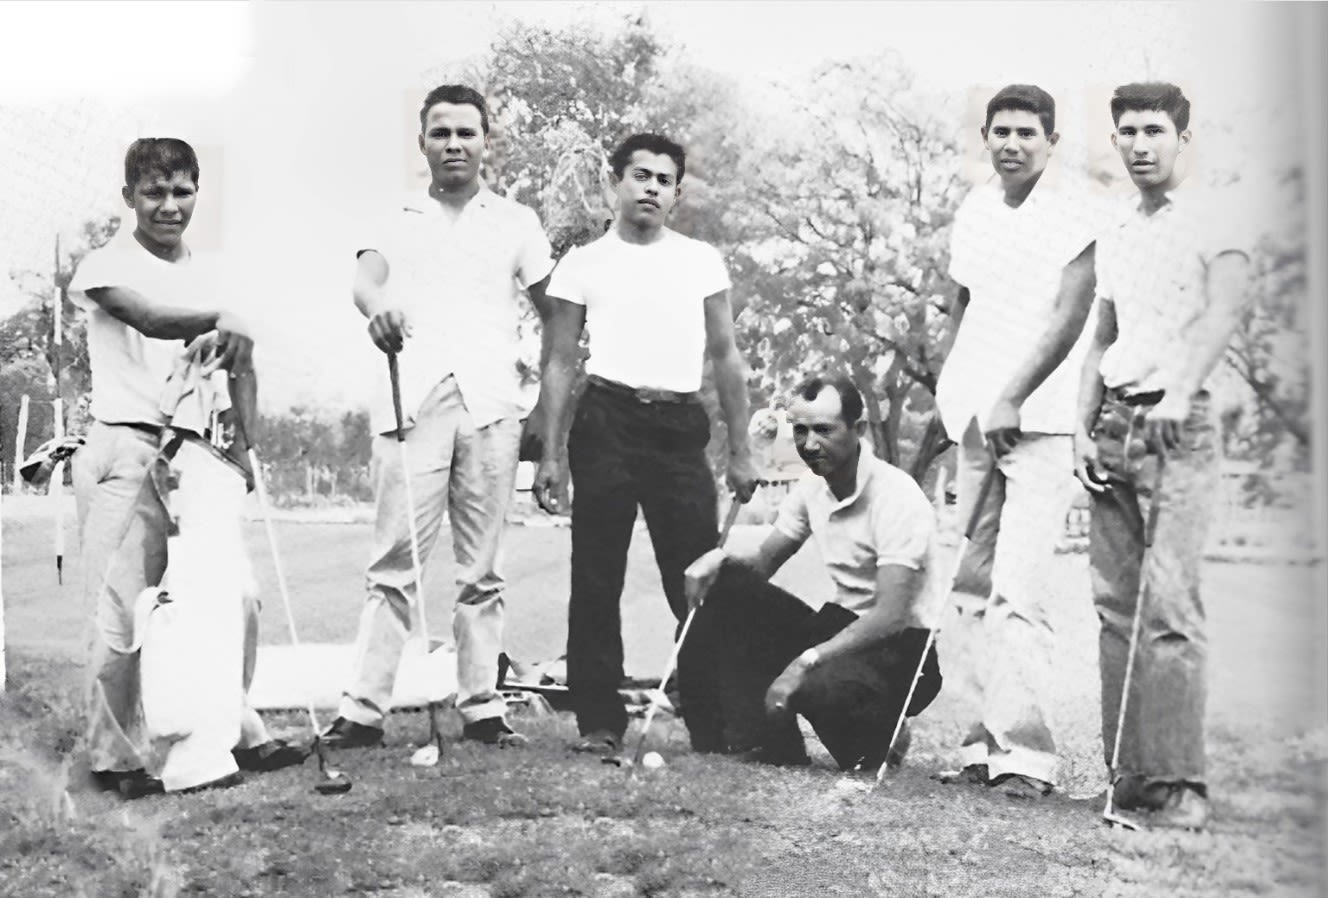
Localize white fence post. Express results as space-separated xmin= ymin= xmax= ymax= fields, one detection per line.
xmin=14 ymin=394 xmax=30 ymax=490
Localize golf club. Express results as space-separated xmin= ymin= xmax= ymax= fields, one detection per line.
xmin=619 ymin=495 xmax=746 ymax=770
xmin=387 ymin=352 xmax=446 ymax=768
xmin=1102 ymin=455 xmax=1167 ymax=831
xmin=241 ymin=425 xmax=352 ymax=796
xmin=876 ymin=450 xmax=999 ymax=785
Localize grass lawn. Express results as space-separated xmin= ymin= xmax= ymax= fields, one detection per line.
xmin=2 ymin=499 xmax=1326 ymax=897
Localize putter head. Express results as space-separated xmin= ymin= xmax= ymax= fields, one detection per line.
xmin=1102 ymin=798 xmax=1142 ymax=831
xmin=601 ymin=754 xmax=632 ymax=769
xmin=309 ymin=735 xmax=353 ymax=794
xmin=1103 ymin=809 xmax=1141 ymax=831
xmin=314 ymin=769 xmax=353 ymax=795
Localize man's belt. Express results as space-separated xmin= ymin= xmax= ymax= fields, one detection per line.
xmin=587 ymin=374 xmax=700 ymax=405
xmin=1105 ymin=387 xmax=1165 ymax=407
xmin=107 ymin=420 xmax=167 ymax=439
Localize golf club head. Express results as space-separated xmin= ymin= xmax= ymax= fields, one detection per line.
xmin=601 ymin=754 xmax=632 ymax=769
xmin=1102 ymin=799 xmax=1141 ymax=831
xmin=314 ymin=768 xmax=353 ymax=795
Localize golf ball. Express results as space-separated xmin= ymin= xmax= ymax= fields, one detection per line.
xmin=410 ymin=744 xmax=440 ymax=767
xmin=642 ymin=751 xmax=665 ymax=770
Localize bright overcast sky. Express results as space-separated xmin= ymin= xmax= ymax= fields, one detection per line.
xmin=0 ymin=1 xmax=1320 ymax=412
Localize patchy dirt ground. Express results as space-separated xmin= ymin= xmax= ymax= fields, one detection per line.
xmin=2 ymin=504 xmax=1326 ymax=896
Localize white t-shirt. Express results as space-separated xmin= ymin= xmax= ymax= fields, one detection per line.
xmin=773 ymin=449 xmax=939 ymax=627
xmin=1096 ymin=186 xmax=1250 ymax=392
xmin=938 ymin=178 xmax=1104 ymax=437
xmin=359 ymin=187 xmax=554 ymax=434
xmin=70 ymin=230 xmax=219 ymax=426
xmin=545 ymin=227 xmax=730 ymax=393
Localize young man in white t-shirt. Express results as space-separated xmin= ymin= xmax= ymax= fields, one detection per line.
xmin=1075 ymin=83 xmax=1251 ymax=831
xmin=935 ymin=84 xmax=1100 ymax=798
xmin=533 ymin=133 xmax=759 ymax=754
xmin=70 ymin=138 xmax=304 ymax=797
xmin=679 ymin=375 xmax=942 ymax=768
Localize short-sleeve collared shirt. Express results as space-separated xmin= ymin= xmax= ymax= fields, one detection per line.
xmin=1095 ymin=186 xmax=1249 ymax=391
xmin=360 ymin=186 xmax=554 ymax=434
xmin=773 ymin=448 xmax=939 ymax=627
xmin=69 ymin=229 xmax=219 ymax=426
xmin=937 ymin=179 xmax=1103 ymax=438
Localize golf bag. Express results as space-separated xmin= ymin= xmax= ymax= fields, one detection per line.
xmin=129 ymin=361 xmax=259 ymax=791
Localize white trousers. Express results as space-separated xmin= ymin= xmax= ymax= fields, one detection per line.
xmin=948 ymin=419 xmax=1080 ymax=785
xmin=340 ymin=377 xmax=521 ymax=728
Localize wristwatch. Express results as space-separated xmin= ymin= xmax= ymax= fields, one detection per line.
xmin=797 ymin=647 xmax=822 ymax=669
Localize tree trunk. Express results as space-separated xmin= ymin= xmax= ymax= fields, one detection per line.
xmin=908 ymin=414 xmax=954 ymax=485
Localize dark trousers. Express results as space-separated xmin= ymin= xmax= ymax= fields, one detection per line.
xmin=678 ymin=563 xmax=942 ymax=771
xmin=567 ymin=381 xmax=719 ymax=737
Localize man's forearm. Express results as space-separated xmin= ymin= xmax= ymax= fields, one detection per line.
xmin=1076 ymin=345 xmax=1108 ymax=434
xmin=352 ymin=251 xmax=390 ymax=319
xmin=85 ymin=287 xmax=219 ymax=341
xmin=713 ymin=349 xmax=753 ymax=463
xmin=538 ymin=356 xmax=576 ymax=457
xmin=1170 ymin=254 xmax=1251 ymax=396
xmin=997 ymin=247 xmax=1095 ymax=405
xmin=799 ymin=565 xmax=922 ymax=668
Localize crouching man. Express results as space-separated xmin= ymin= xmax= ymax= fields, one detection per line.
xmin=677 ymin=374 xmax=942 ymax=769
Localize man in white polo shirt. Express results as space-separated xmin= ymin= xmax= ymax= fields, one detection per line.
xmin=934 ymin=84 xmax=1100 ymax=798
xmin=1075 ymin=83 xmax=1250 ymax=830
xmin=679 ymin=374 xmax=941 ymax=768
xmin=322 ymin=85 xmax=555 ymax=749
xmin=532 ymin=132 xmax=758 ymax=755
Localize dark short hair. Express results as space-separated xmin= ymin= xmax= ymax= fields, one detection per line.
xmin=609 ymin=133 xmax=686 ymax=182
xmin=124 ymin=138 xmax=199 ymax=190
xmin=1110 ymin=82 xmax=1190 ymax=131
xmin=419 ymin=84 xmax=489 ymax=134
xmin=984 ymin=84 xmax=1056 ymax=136
xmin=793 ymin=373 xmax=865 ymax=426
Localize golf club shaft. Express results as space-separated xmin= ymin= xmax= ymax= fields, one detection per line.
xmin=876 ymin=451 xmax=1000 ymax=784
xmin=1103 ymin=457 xmax=1166 ymax=819
xmin=631 ymin=496 xmax=744 ymax=766
xmin=387 ymin=352 xmax=440 ymax=745
xmin=248 ymin=446 xmax=324 ymax=738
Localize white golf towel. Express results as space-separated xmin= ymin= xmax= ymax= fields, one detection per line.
xmin=136 ymin=438 xmax=253 ymax=792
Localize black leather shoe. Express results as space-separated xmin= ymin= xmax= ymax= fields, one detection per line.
xmin=1147 ymin=784 xmax=1210 ymax=831
xmin=92 ymin=768 xmax=165 ymax=799
xmin=90 ymin=765 xmax=166 ymax=802
xmin=179 ymin=771 xmax=244 ymax=794
xmin=462 ymin=717 xmax=528 ymax=748
xmin=233 ymin=739 xmax=311 ymax=772
xmin=321 ymin=717 xmax=384 ymax=749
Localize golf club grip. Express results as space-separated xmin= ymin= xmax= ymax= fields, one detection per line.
xmin=387 ymin=352 xmax=406 ymax=441
xmin=718 ymin=494 xmax=743 ymax=545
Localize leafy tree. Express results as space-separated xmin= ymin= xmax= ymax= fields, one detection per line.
xmin=1 ymin=216 xmax=120 ymax=480
xmin=1221 ymin=166 xmax=1311 ymax=474
xmin=728 ymin=54 xmax=965 ymax=476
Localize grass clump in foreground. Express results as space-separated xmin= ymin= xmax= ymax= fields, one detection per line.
xmin=0 ymin=651 xmax=1324 ymax=898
